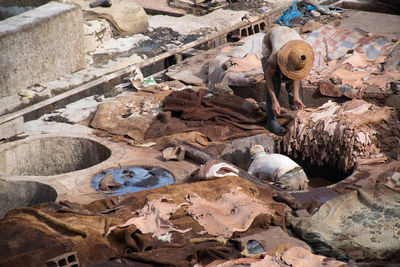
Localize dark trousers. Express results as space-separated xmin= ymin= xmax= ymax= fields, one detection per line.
xmin=261 ymin=57 xmax=303 ymax=122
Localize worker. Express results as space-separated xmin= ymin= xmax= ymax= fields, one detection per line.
xmin=261 ymin=25 xmax=314 ymax=135
xmin=247 ymin=145 xmax=309 ymax=191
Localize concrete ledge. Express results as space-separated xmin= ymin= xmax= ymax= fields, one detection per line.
xmin=0 ymin=1 xmax=86 ymax=98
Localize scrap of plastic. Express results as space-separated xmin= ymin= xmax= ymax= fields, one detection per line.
xmin=277 ymin=1 xmax=303 ymax=27
xmin=328 ymin=6 xmax=344 ymax=12
xmin=306 ymin=4 xmax=316 ymax=12
xmin=314 ymin=4 xmax=343 ymax=15
xmin=277 ymin=1 xmax=343 ymax=26
xmin=143 ymin=77 xmax=157 ymax=87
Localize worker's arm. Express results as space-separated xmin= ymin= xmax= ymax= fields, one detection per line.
xmin=265 ymin=65 xmax=281 ymax=116
xmin=292 ymin=80 xmax=305 ymax=110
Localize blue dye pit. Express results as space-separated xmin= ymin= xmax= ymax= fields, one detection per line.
xmin=92 ymin=166 xmax=175 ymax=196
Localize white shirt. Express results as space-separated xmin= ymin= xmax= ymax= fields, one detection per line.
xmin=262 ymin=25 xmax=303 ymax=68
xmin=247 ymin=152 xmax=301 ymax=182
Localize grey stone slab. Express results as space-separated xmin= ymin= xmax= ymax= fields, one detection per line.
xmin=0 ymin=95 xmax=21 ymax=116
xmin=0 ymin=116 xmax=23 ymax=140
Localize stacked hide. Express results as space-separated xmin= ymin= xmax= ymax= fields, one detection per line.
xmin=282 ymin=99 xmax=400 ymax=172
xmin=305 ymin=25 xmax=400 ymax=96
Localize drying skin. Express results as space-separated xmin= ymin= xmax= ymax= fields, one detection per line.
xmin=282 ymin=99 xmax=400 ymax=172
xmin=74 ymin=0 xmax=149 ymax=35
xmin=189 ymin=160 xmax=239 ymax=182
xmin=186 ymin=187 xmax=276 ymax=237
xmin=19 ymin=207 xmax=88 ymax=237
xmin=306 ymin=25 xmax=400 ymax=93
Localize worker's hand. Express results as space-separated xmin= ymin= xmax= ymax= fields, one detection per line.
xmin=272 ymin=101 xmax=281 ymax=116
xmin=293 ymin=97 xmax=305 ymax=110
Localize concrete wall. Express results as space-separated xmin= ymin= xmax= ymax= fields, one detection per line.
xmin=0 ymin=0 xmax=50 ymax=7
xmin=0 ymin=0 xmax=51 ymax=20
xmin=0 ymin=1 xmax=86 ymax=98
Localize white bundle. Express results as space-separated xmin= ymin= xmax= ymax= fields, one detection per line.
xmin=247 ymin=145 xmax=309 ymax=191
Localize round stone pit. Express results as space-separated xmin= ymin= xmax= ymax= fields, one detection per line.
xmin=0 ymin=136 xmax=111 ymax=176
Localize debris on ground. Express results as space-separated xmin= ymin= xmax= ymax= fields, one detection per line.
xmin=43 ymin=115 xmax=75 ymax=125
xmin=162 ymin=145 xmax=186 ymax=161
xmin=277 ymin=0 xmax=343 ymax=27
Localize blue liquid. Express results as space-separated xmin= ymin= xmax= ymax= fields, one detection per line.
xmin=92 ymin=166 xmax=175 ymax=196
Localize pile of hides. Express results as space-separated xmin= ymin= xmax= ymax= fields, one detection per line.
xmin=206 ymin=22 xmax=399 ymax=98
xmin=145 ymin=88 xmax=267 ymax=142
xmin=74 ymin=0 xmax=149 ymax=36
xmin=207 ymin=33 xmax=265 ymax=92
xmin=290 ymin=184 xmax=400 ymax=261
xmin=0 ymin=176 xmax=287 ymax=267
xmin=282 ymin=99 xmax=400 ymax=173
xmin=205 ymin=24 xmax=400 ymax=99
xmin=166 ymin=33 xmax=266 ymax=92
xmin=305 ymin=25 xmax=400 ymax=96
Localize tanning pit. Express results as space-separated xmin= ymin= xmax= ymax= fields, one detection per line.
xmin=219 ymin=134 xmax=353 ymax=190
xmin=291 ymin=156 xmax=353 ymax=189
xmin=91 ymin=166 xmax=175 ymax=196
xmin=0 ymin=180 xmax=57 ymax=218
xmin=0 ymin=137 xmax=111 ymax=176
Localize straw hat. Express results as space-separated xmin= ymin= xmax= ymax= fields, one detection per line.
xmin=277 ymin=40 xmax=314 ymax=80
xmin=250 ymin=145 xmax=265 ymax=156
